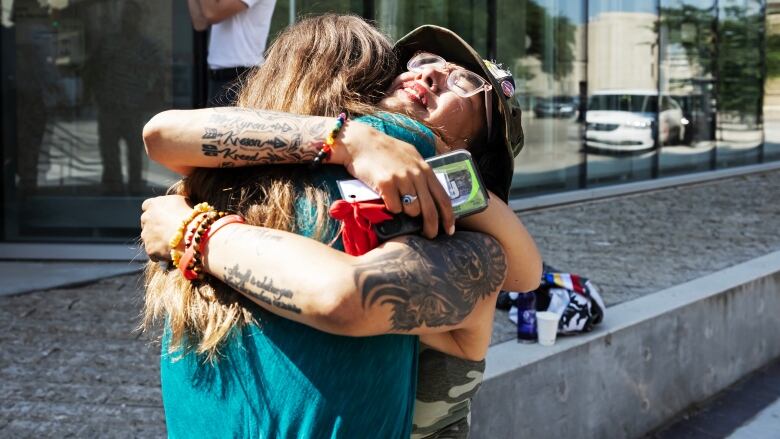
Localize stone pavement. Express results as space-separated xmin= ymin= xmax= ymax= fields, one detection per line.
xmin=2 ymin=169 xmax=779 ymax=437
xmin=0 ymin=275 xmax=164 ymax=438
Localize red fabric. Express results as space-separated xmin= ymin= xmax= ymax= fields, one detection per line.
xmin=329 ymin=200 xmax=393 ymax=256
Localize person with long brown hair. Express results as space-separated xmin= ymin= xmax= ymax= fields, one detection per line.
xmin=141 ymin=15 xmax=540 ymax=438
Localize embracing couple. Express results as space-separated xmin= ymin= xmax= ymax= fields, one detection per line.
xmin=140 ymin=13 xmax=541 ymax=438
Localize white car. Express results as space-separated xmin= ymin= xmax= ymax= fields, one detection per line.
xmin=586 ymin=90 xmax=688 ymax=153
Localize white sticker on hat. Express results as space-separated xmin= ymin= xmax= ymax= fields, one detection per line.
xmin=484 ymin=60 xmax=512 ymax=81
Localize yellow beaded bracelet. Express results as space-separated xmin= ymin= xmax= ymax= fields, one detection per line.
xmin=168 ymin=202 xmax=214 ymax=251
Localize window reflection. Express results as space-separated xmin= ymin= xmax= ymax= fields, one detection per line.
xmin=375 ymin=0 xmax=488 ymax=54
xmin=658 ymin=0 xmax=717 ymax=176
xmin=5 ymin=0 xmax=185 ymax=240
xmin=585 ymin=3 xmax=658 ymax=185
xmin=765 ymin=1 xmax=780 ymax=161
xmin=716 ymin=0 xmax=763 ymax=167
xmin=85 ymin=1 xmax=166 ymax=194
xmin=586 ymin=92 xmax=659 ymax=154
xmin=498 ymin=0 xmax=586 ymax=196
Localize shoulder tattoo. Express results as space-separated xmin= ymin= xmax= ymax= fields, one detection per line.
xmin=353 ymin=232 xmax=507 ymax=331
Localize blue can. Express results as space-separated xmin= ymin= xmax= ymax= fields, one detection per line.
xmin=516 ymin=291 xmax=537 ymax=343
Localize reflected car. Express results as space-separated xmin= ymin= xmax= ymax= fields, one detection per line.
xmin=533 ymin=96 xmax=578 ymax=118
xmin=585 ymin=91 xmax=688 ymax=153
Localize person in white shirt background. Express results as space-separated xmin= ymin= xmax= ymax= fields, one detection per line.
xmin=187 ymin=0 xmax=276 ymax=106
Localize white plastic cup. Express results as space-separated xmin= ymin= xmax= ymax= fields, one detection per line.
xmin=536 ymin=311 xmax=561 ymax=346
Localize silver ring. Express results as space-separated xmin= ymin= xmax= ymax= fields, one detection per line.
xmin=401 ymin=194 xmax=418 ymax=205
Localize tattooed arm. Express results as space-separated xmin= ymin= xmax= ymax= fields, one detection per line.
xmin=143 ymin=108 xmax=333 ymax=175
xmin=201 ymin=223 xmax=506 ymax=349
xmin=140 ymin=194 xmax=509 ymax=359
xmin=143 ymin=107 xmax=455 ymax=236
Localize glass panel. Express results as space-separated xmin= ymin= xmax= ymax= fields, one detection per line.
xmin=715 ymin=0 xmax=763 ymax=168
xmin=3 ymin=0 xmax=189 ymax=241
xmin=374 ymin=0 xmax=489 ymax=54
xmin=764 ymin=0 xmax=780 ymax=161
xmin=268 ymin=1 xmax=366 ymax=58
xmin=295 ymin=0 xmax=363 ymax=15
xmin=498 ymin=0 xmax=586 ymax=196
xmin=658 ymin=0 xmax=718 ymax=176
xmin=585 ymin=1 xmax=659 ymax=186
xmin=268 ymin=0 xmax=294 ymax=41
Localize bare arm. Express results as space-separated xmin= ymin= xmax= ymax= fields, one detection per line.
xmin=188 ymin=0 xmax=248 ymax=28
xmin=143 ymin=107 xmax=455 ymax=237
xmin=457 ymin=192 xmax=542 ymax=292
xmin=186 ymin=0 xmax=210 ymax=31
xmin=140 ymin=195 xmax=503 ymax=359
xmin=202 ymin=224 xmax=507 ymax=338
xmin=143 ymin=108 xmax=333 ymax=175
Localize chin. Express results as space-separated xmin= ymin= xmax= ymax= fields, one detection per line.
xmin=380 ymin=97 xmax=426 ymax=123
xmin=379 ymin=96 xmax=403 ymax=112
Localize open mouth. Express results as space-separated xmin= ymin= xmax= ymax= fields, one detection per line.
xmin=400 ymin=82 xmax=429 ymax=107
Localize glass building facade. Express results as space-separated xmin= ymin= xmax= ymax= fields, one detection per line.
xmin=1 ymin=0 xmax=778 ymax=248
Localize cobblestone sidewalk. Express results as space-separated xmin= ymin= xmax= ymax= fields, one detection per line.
xmin=2 ymin=170 xmax=779 ymax=437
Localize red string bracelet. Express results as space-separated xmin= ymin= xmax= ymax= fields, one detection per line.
xmin=179 ymin=214 xmax=245 ymax=281
xmin=179 ymin=211 xmax=223 ymax=280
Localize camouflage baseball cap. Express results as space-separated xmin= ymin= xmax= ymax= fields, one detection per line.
xmin=394 ymin=25 xmax=524 ymax=201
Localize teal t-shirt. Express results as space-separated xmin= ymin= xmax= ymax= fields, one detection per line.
xmin=160 ymin=114 xmax=436 ymax=438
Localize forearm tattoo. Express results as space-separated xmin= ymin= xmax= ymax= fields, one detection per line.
xmin=218 ymin=227 xmax=302 ymax=314
xmin=216 ymin=227 xmax=506 ymax=331
xmin=223 ymin=264 xmax=302 ymax=314
xmin=201 ymin=108 xmax=329 ymax=165
xmin=354 ymin=232 xmax=507 ymax=331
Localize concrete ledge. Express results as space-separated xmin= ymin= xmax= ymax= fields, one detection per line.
xmin=471 ymin=251 xmax=780 ymax=438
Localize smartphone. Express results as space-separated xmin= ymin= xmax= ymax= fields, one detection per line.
xmin=426 ymin=150 xmax=490 ymax=219
xmin=337 ymin=150 xmax=490 ymax=241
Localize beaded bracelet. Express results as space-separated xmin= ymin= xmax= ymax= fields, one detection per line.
xmin=168 ymin=202 xmax=214 ymax=267
xmin=311 ymin=112 xmax=347 ymax=168
xmin=169 ymin=202 xmax=214 ymax=257
xmin=179 ymin=213 xmax=245 ymax=281
xmin=179 ymin=211 xmax=226 ymax=280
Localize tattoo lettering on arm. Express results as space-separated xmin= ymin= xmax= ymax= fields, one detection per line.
xmin=223 ymin=264 xmax=302 ymax=314
xmin=198 ymin=108 xmax=332 ymax=166
xmin=218 ymin=227 xmax=301 ymax=313
xmin=353 ymin=232 xmax=507 ymax=331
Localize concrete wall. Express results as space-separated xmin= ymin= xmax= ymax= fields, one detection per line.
xmin=471 ymin=251 xmax=780 ymax=439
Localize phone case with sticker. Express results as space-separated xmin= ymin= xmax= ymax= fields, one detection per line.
xmin=337 ymin=150 xmax=489 ymax=219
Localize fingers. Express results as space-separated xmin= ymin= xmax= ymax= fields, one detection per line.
xmin=426 ymin=170 xmax=455 ymax=235
xmin=413 ymin=177 xmax=439 ymax=239
xmin=379 ymin=182 xmax=403 ymax=215
xmin=398 ymin=178 xmax=421 ymax=219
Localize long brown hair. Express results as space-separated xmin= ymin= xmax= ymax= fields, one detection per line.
xmin=142 ymin=14 xmax=396 ymax=361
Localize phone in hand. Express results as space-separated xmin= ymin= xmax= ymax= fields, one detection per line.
xmin=337 ymin=150 xmax=490 ymax=241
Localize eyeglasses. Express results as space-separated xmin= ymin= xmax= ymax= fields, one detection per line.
xmin=407 ymin=51 xmax=494 ymax=140
xmin=407 ymin=52 xmax=493 ymax=98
